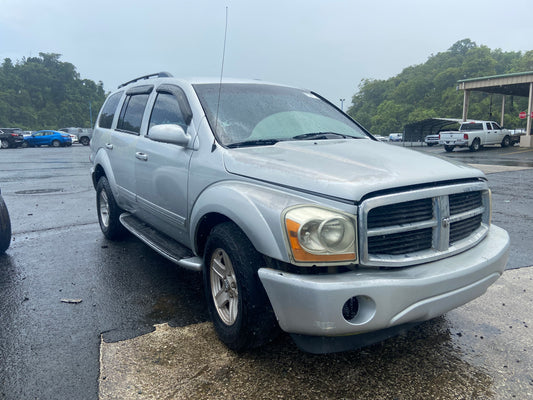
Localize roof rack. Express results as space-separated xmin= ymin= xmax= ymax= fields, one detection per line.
xmin=118 ymin=72 xmax=173 ymax=89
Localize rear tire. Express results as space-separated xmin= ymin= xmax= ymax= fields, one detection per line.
xmin=469 ymin=138 xmax=481 ymax=152
xmin=51 ymin=140 xmax=60 ymax=147
xmin=444 ymin=145 xmax=454 ymax=152
xmin=80 ymin=137 xmax=90 ymax=146
xmin=96 ymin=177 xmax=127 ymax=240
xmin=0 ymin=194 xmax=11 ymax=253
xmin=501 ymin=135 xmax=511 ymax=148
xmin=203 ymin=222 xmax=278 ymax=351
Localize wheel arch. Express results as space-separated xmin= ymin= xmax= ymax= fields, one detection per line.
xmin=190 ymin=182 xmax=296 ymax=263
xmin=91 ymin=149 xmax=119 ymax=200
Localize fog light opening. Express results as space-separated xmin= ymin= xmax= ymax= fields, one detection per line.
xmin=342 ymin=295 xmax=376 ymax=325
xmin=342 ymin=297 xmax=359 ymax=321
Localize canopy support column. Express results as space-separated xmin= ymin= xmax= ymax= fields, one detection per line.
xmin=462 ymin=90 xmax=470 ymax=122
xmin=500 ymin=95 xmax=506 ymax=127
xmin=520 ymin=82 xmax=533 ymax=147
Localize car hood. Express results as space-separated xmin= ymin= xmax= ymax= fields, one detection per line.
xmin=223 ymin=139 xmax=484 ymax=202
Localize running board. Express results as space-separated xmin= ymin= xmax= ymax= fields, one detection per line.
xmin=119 ymin=213 xmax=203 ymax=272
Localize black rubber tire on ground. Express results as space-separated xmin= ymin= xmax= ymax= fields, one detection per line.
xmin=80 ymin=137 xmax=90 ymax=146
xmin=1 ymin=139 xmax=9 ymax=149
xmin=0 ymin=194 xmax=12 ymax=253
xmin=501 ymin=135 xmax=511 ymax=148
xmin=96 ymin=176 xmax=127 ymax=240
xmin=51 ymin=140 xmax=61 ymax=147
xmin=469 ymin=138 xmax=481 ymax=152
xmin=203 ymin=222 xmax=279 ymax=351
xmin=444 ymin=145 xmax=454 ymax=152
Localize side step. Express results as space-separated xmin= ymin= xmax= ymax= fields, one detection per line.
xmin=119 ymin=213 xmax=203 ymax=272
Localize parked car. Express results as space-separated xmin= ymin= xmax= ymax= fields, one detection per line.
xmin=22 ymin=130 xmax=72 ymax=147
xmin=59 ymin=127 xmax=92 ymax=146
xmin=0 ymin=188 xmax=11 ymax=253
xmin=0 ymin=128 xmax=24 ymax=149
xmin=439 ymin=121 xmax=511 ymax=152
xmin=424 ymin=134 xmax=440 ymax=146
xmin=90 ymin=72 xmax=509 ymax=354
xmin=388 ymin=133 xmax=403 ymax=142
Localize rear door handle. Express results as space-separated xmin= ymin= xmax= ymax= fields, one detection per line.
xmin=135 ymin=152 xmax=148 ymax=161
xmin=105 ymin=143 xmax=113 ymax=150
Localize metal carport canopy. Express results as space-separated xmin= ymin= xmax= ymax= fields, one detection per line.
xmin=403 ymin=118 xmax=461 ymax=142
xmin=458 ymin=71 xmax=533 ymax=147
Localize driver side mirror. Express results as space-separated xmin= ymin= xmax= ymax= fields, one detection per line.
xmin=148 ymin=124 xmax=190 ymax=147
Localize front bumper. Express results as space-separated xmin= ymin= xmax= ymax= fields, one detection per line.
xmin=258 ymin=224 xmax=509 ymax=337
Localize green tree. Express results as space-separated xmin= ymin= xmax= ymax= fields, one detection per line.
xmin=347 ymin=39 xmax=529 ymax=136
xmin=0 ymin=53 xmax=106 ymax=129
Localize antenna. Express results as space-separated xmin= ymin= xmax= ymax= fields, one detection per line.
xmin=213 ymin=6 xmax=229 ymax=152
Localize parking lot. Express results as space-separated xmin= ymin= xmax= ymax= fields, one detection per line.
xmin=1 ymin=144 xmax=532 ymax=399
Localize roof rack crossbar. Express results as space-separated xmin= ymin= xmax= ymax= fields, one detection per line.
xmin=118 ymin=72 xmax=173 ymax=89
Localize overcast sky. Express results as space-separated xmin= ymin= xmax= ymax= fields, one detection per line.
xmin=1 ymin=0 xmax=532 ymax=107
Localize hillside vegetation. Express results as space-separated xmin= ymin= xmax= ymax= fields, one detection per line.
xmin=0 ymin=53 xmax=106 ymax=130
xmin=1 ymin=42 xmax=532 ymax=134
xmin=347 ymin=39 xmax=533 ymax=136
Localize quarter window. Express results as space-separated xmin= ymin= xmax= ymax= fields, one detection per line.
xmin=98 ymin=91 xmax=123 ymax=129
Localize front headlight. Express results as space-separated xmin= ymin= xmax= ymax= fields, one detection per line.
xmin=283 ymin=206 xmax=357 ymax=264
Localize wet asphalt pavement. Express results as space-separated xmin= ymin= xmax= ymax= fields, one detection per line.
xmin=0 ymin=144 xmax=532 ymax=399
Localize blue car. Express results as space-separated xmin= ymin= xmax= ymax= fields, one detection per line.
xmin=22 ymin=130 xmax=72 ymax=148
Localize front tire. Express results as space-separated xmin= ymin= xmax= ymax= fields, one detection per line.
xmin=203 ymin=222 xmax=278 ymax=351
xmin=80 ymin=137 xmax=90 ymax=146
xmin=96 ymin=177 xmax=126 ymax=240
xmin=0 ymin=195 xmax=12 ymax=253
xmin=1 ymin=139 xmax=9 ymax=149
xmin=444 ymin=145 xmax=454 ymax=152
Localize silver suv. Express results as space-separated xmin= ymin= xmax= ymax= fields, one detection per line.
xmin=90 ymin=72 xmax=509 ymax=353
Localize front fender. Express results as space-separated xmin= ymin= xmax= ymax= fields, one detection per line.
xmin=190 ymin=181 xmax=317 ymax=262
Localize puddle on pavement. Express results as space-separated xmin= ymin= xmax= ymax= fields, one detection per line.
xmin=146 ymin=294 xmax=182 ymax=323
xmin=99 ymin=268 xmax=533 ymax=400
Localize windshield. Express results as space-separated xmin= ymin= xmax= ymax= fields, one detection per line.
xmin=193 ymin=83 xmax=369 ymax=146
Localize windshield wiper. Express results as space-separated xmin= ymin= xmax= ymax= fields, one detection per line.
xmin=227 ymin=139 xmax=283 ymax=148
xmin=291 ymin=132 xmax=354 ymax=140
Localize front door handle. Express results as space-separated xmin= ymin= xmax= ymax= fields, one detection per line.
xmin=105 ymin=143 xmax=113 ymax=150
xmin=135 ymin=152 xmax=148 ymax=161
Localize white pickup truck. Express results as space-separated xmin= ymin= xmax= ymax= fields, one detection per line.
xmin=439 ymin=120 xmax=512 ymax=152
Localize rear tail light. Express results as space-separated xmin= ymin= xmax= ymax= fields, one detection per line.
xmin=463 ymin=133 xmax=469 ymax=140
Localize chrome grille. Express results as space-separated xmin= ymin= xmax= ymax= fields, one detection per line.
xmin=359 ymin=182 xmax=490 ymax=267
xmin=368 ymin=198 xmax=433 ymax=228
xmin=450 ymin=214 xmax=482 ymax=244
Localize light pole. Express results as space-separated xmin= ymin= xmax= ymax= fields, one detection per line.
xmin=340 ymin=98 xmax=345 ymax=111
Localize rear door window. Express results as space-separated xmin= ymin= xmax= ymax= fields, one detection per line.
xmin=117 ymin=94 xmax=150 ymax=135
